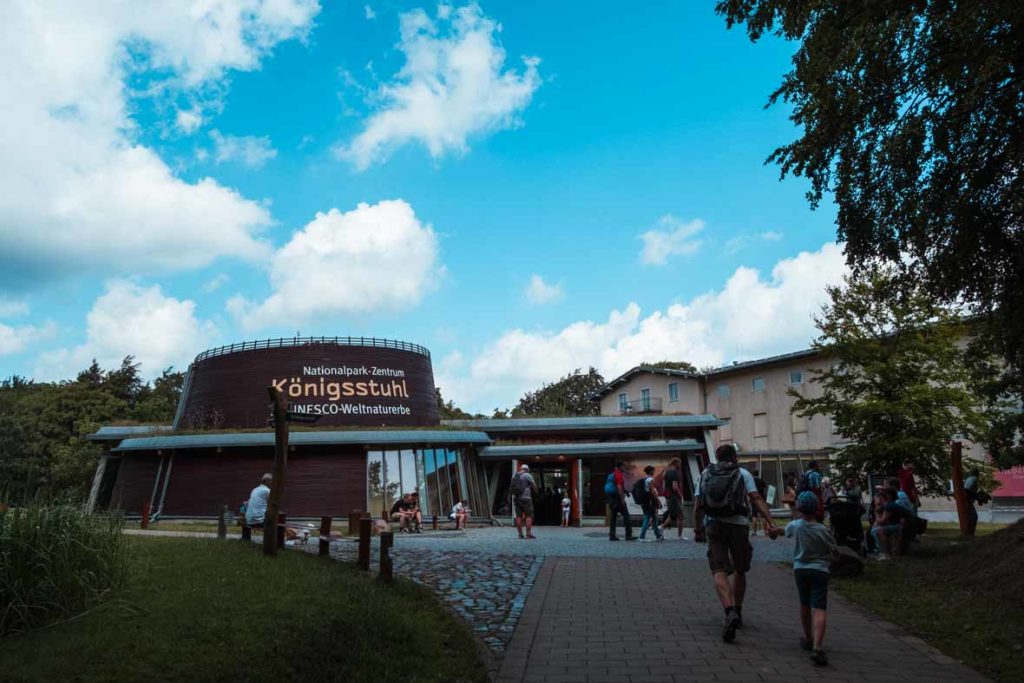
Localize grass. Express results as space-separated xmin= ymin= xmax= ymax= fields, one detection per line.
xmin=833 ymin=523 xmax=1024 ymax=682
xmin=0 ymin=501 xmax=128 ymax=635
xmin=0 ymin=538 xmax=487 ymax=682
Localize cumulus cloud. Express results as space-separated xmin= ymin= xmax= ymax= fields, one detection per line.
xmin=0 ymin=299 xmax=29 ymax=318
xmin=524 ymin=274 xmax=563 ymax=305
xmin=0 ymin=0 xmax=320 ymax=285
xmin=210 ymin=130 xmax=278 ymax=168
xmin=639 ymin=215 xmax=705 ymax=266
xmin=724 ymin=230 xmax=785 ymax=253
xmin=35 ymin=280 xmax=216 ymax=380
xmin=175 ymin=107 xmax=204 ymax=134
xmin=229 ymin=199 xmax=443 ymax=330
xmin=437 ymin=243 xmax=847 ymax=412
xmin=0 ymin=321 xmax=57 ymax=356
xmin=336 ymin=3 xmax=541 ymax=170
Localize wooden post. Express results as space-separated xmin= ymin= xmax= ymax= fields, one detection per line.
xmin=276 ymin=512 xmax=287 ymax=549
xmin=217 ymin=505 xmax=227 ymax=539
xmin=379 ymin=531 xmax=394 ymax=583
xmin=348 ymin=511 xmax=362 ymax=535
xmin=432 ymin=515 xmax=439 ymax=531
xmin=357 ymin=517 xmax=372 ymax=571
xmin=241 ymin=524 xmax=252 ymax=542
xmin=951 ymin=441 xmax=971 ymax=537
xmin=141 ymin=501 xmax=151 ymax=529
xmin=263 ymin=386 xmax=289 ymax=557
xmin=319 ymin=515 xmax=332 ymax=557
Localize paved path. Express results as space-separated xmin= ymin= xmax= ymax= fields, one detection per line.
xmin=497 ymin=556 xmax=986 ymax=683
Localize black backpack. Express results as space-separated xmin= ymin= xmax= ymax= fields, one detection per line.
xmin=796 ymin=471 xmax=813 ymax=493
xmin=700 ymin=463 xmax=749 ymax=517
xmin=632 ymin=477 xmax=649 ymax=505
xmin=510 ymin=473 xmax=525 ymax=498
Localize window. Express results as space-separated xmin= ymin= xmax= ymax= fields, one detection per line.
xmin=641 ymin=388 xmax=652 ymax=412
xmin=789 ymin=371 xmax=803 ymax=385
xmin=719 ymin=417 xmax=732 ymax=442
xmin=618 ymin=393 xmax=628 ymax=412
xmin=668 ymin=382 xmax=679 ymax=402
xmin=752 ymin=377 xmax=766 ymax=392
xmin=791 ymin=413 xmax=808 ymax=434
xmin=753 ymin=412 xmax=768 ymax=437
xmin=717 ymin=384 xmax=730 ymax=398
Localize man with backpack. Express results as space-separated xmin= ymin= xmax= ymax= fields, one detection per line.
xmin=660 ymin=457 xmax=686 ymax=538
xmin=694 ymin=444 xmax=779 ymax=642
xmin=604 ymin=460 xmax=635 ymax=541
xmin=636 ymin=465 xmax=664 ymax=541
xmin=511 ymin=464 xmax=538 ymax=539
xmin=797 ymin=460 xmax=824 ymax=521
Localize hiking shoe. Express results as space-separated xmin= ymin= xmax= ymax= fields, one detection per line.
xmin=799 ymin=637 xmax=812 ymax=651
xmin=721 ymin=611 xmax=740 ymax=643
xmin=810 ymin=649 xmax=828 ymax=666
xmin=735 ymin=613 xmax=743 ymax=629
xmin=655 ymin=536 xmax=665 ymax=542
xmin=609 ymin=536 xmax=620 ymax=541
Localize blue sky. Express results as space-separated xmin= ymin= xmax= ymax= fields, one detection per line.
xmin=0 ymin=1 xmax=844 ymax=412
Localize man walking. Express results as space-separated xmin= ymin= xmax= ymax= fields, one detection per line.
xmin=638 ymin=465 xmax=664 ymax=541
xmin=694 ymin=444 xmax=778 ymax=642
xmin=604 ymin=460 xmax=635 ymax=541
xmin=511 ymin=464 xmax=537 ymax=539
xmin=660 ymin=457 xmax=686 ymax=538
xmin=800 ymin=460 xmax=824 ymax=521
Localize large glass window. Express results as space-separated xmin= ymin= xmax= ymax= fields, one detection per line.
xmin=641 ymin=388 xmax=652 ymax=411
xmin=618 ymin=393 xmax=628 ymax=412
xmin=367 ymin=451 xmax=385 ymax=519
xmin=446 ymin=449 xmax=462 ymax=509
xmin=424 ymin=449 xmax=442 ymax=516
xmin=668 ymin=383 xmax=679 ymax=402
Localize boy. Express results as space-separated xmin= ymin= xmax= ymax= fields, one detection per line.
xmin=783 ymin=491 xmax=838 ymax=666
xmin=561 ymin=491 xmax=571 ymax=527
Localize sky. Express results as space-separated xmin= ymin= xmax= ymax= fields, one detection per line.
xmin=0 ymin=1 xmax=846 ymax=413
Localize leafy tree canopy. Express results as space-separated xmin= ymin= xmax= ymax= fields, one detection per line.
xmin=641 ymin=360 xmax=697 ymax=373
xmin=717 ymin=0 xmax=1024 ymax=449
xmin=512 ymin=368 xmax=606 ymax=418
xmin=791 ymin=265 xmax=998 ymax=496
xmin=434 ymin=387 xmax=481 ymax=420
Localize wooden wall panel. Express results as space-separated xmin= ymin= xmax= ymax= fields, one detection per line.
xmin=109 ymin=455 xmax=161 ymax=514
xmin=177 ymin=343 xmax=439 ymax=429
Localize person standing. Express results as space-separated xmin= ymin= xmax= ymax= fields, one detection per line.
xmin=897 ymin=461 xmax=920 ymax=511
xmin=245 ymin=473 xmax=272 ymax=527
xmin=800 ymin=460 xmax=825 ymax=522
xmin=511 ymin=464 xmax=538 ymax=539
xmin=660 ymin=457 xmax=686 ymax=538
xmin=964 ymin=468 xmax=981 ymax=536
xmin=694 ymin=444 xmax=778 ymax=642
xmin=604 ymin=460 xmax=635 ymax=541
xmin=785 ymin=491 xmax=839 ymax=666
xmin=638 ymin=465 xmax=664 ymax=541
xmin=560 ymin=491 xmax=571 ymax=527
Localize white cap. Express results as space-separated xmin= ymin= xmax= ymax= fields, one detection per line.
xmin=519 ymin=464 xmax=530 ymax=472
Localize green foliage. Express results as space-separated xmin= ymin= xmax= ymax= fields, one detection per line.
xmin=0 ymin=498 xmax=129 ymax=636
xmin=641 ymin=360 xmax=697 ymax=372
xmin=790 ymin=266 xmax=992 ymax=496
xmin=434 ymin=386 xmax=480 ymax=420
xmin=0 ymin=538 xmax=487 ymax=682
xmin=512 ymin=367 xmax=605 ymax=417
xmin=717 ymin=1 xmax=1024 ymax=460
xmin=0 ymin=359 xmax=184 ymax=502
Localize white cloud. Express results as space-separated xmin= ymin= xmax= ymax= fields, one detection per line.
xmin=35 ymin=280 xmax=215 ymax=380
xmin=0 ymin=1 xmax=320 ymax=285
xmin=210 ymin=130 xmax=278 ymax=168
xmin=437 ymin=243 xmax=847 ymax=412
xmin=524 ymin=274 xmax=563 ymax=305
xmin=0 ymin=299 xmax=29 ymax=318
xmin=0 ymin=321 xmax=56 ymax=356
xmin=364 ymin=4 xmax=376 ymax=19
xmin=229 ymin=199 xmax=443 ymax=330
xmin=201 ymin=273 xmax=230 ymax=293
xmin=760 ymin=231 xmax=783 ymax=241
xmin=336 ymin=3 xmax=541 ymax=170
xmin=175 ymin=107 xmax=204 ymax=134
xmin=724 ymin=230 xmax=785 ymax=253
xmin=640 ymin=215 xmax=705 ymax=266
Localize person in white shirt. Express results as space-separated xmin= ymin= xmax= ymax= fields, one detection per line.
xmin=245 ymin=473 xmax=272 ymax=526
xmin=450 ymin=499 xmax=470 ymax=530
xmin=561 ymin=492 xmax=571 ymax=527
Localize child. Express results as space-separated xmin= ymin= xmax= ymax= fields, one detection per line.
xmin=450 ymin=499 xmax=470 ymax=530
xmin=783 ymin=490 xmax=838 ymax=666
xmin=561 ymin=492 xmax=571 ymax=527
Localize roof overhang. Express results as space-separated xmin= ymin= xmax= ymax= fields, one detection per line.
xmin=586 ymin=365 xmax=702 ymax=401
xmin=444 ymin=415 xmax=723 ymax=438
xmin=87 ymin=425 xmax=173 ymax=442
xmin=478 ymin=439 xmax=705 ymax=459
xmin=112 ymin=430 xmax=492 ymax=452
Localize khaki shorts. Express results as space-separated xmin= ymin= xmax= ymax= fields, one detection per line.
xmin=706 ymin=520 xmax=752 ymax=575
xmin=514 ymin=497 xmax=535 ymax=518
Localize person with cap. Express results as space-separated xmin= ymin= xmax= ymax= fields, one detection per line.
xmin=785 ymin=490 xmax=839 ymax=666
xmin=510 ymin=464 xmax=538 ymax=539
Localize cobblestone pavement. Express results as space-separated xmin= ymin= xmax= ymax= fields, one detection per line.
xmin=497 ymin=556 xmax=988 ymax=683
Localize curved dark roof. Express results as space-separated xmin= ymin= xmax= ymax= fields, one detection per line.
xmin=192 ymin=336 xmax=431 ymax=363
xmin=112 ymin=430 xmax=491 ymax=452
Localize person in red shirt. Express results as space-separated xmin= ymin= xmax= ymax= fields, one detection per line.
xmin=897 ymin=461 xmax=920 ymax=510
xmin=604 ymin=460 xmax=635 ymax=541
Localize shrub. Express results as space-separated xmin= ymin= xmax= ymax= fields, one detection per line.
xmin=0 ymin=498 xmax=129 ymax=635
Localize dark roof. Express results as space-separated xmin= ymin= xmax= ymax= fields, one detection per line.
xmin=586 ymin=366 xmax=702 ymax=400
xmin=706 ymin=349 xmax=822 ymax=377
xmin=478 ymin=439 xmax=704 ymax=459
xmin=86 ymin=425 xmax=173 ymax=442
xmin=112 ymin=430 xmax=491 ymax=452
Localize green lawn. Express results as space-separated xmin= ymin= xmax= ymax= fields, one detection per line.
xmin=833 ymin=522 xmax=1024 ymax=682
xmin=0 ymin=538 xmax=487 ymax=682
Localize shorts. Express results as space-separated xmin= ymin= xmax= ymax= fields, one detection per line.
xmin=514 ymin=497 xmax=535 ymax=518
xmin=562 ymin=509 xmax=570 ymax=519
xmin=665 ymin=495 xmax=682 ymax=521
xmin=706 ymin=521 xmax=752 ymax=575
xmin=874 ymin=524 xmax=902 ymax=537
xmin=794 ymin=569 xmax=829 ymax=610
xmin=390 ymin=512 xmax=404 ymax=522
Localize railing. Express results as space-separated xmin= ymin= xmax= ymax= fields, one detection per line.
xmin=619 ymin=397 xmax=663 ymax=415
xmin=192 ymin=336 xmax=431 ymax=363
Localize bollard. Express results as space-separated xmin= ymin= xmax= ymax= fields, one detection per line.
xmin=217 ymin=505 xmax=227 ymax=539
xmin=141 ymin=501 xmax=151 ymax=529
xmin=348 ymin=511 xmax=362 ymax=535
xmin=276 ymin=512 xmax=287 ymax=549
xmin=432 ymin=515 xmax=439 ymax=531
xmin=357 ymin=517 xmax=371 ymax=571
xmin=379 ymin=531 xmax=394 ymax=584
xmin=319 ymin=515 xmax=332 ymax=557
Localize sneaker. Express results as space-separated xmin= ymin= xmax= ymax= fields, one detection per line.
xmin=625 ymin=536 xmax=637 ymax=541
xmin=609 ymin=536 xmax=620 ymax=541
xmin=810 ymin=649 xmax=829 ymax=666
xmin=638 ymin=536 xmax=649 ymax=542
xmin=877 ymin=553 xmax=890 ymax=561
xmin=799 ymin=637 xmax=812 ymax=651
xmin=655 ymin=536 xmax=665 ymax=542
xmin=526 ymin=534 xmax=537 ymax=540
xmin=721 ymin=611 xmax=740 ymax=643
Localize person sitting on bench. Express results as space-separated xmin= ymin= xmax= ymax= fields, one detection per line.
xmin=450 ymin=499 xmax=470 ymax=530
xmin=245 ymin=473 xmax=272 ymax=528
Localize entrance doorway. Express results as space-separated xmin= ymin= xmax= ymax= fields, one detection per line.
xmin=525 ymin=463 xmax=571 ymax=525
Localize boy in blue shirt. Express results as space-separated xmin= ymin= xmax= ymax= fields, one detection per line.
xmin=782 ymin=491 xmax=838 ymax=666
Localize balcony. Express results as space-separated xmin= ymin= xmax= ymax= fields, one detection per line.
xmin=619 ymin=397 xmax=663 ymax=415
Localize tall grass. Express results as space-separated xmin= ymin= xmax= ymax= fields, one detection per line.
xmin=0 ymin=498 xmax=129 ymax=636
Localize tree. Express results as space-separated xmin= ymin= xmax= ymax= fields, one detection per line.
xmin=434 ymin=387 xmax=479 ymax=420
xmin=641 ymin=360 xmax=697 ymax=373
xmin=790 ymin=265 xmax=992 ymax=497
xmin=717 ymin=1 xmax=1024 ymax=461
xmin=512 ymin=368 xmax=606 ymax=417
